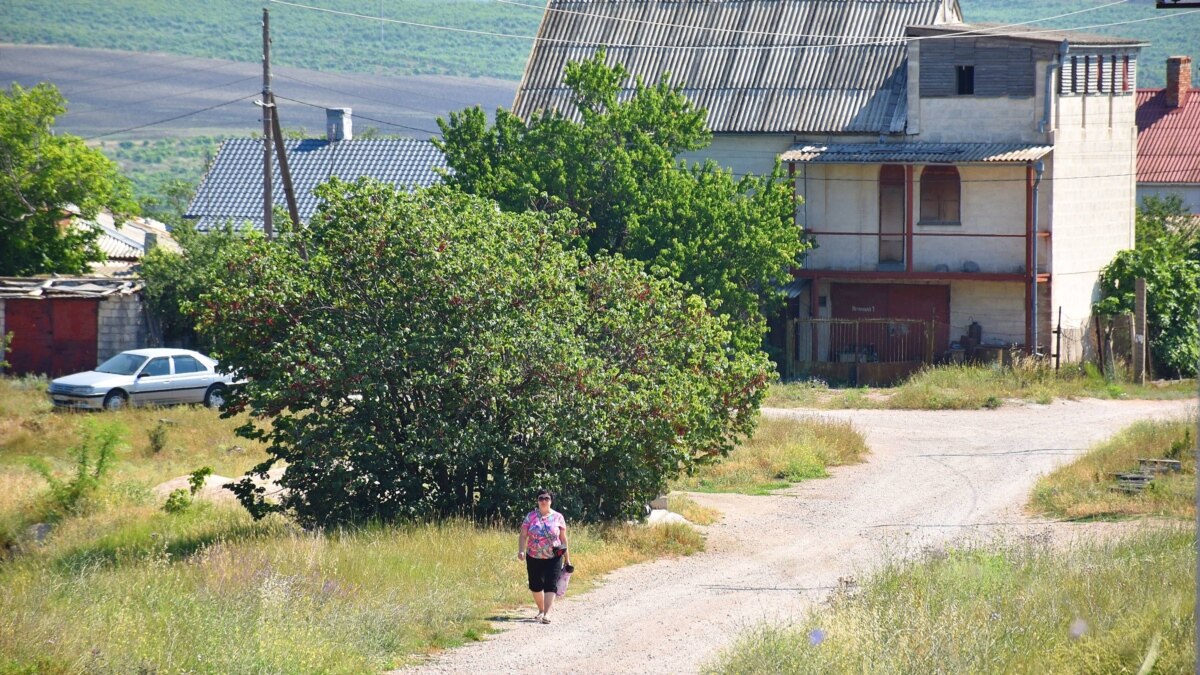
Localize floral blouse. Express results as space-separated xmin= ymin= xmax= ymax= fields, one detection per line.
xmin=522 ymin=509 xmax=566 ymax=559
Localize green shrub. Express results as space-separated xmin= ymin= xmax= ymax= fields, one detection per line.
xmin=28 ymin=419 xmax=125 ymax=520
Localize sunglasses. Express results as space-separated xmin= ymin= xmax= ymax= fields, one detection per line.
xmin=537 ymin=496 xmax=551 ymax=501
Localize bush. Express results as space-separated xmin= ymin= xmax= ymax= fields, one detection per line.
xmin=199 ymin=181 xmax=770 ymax=526
xmin=28 ymin=419 xmax=125 ymax=520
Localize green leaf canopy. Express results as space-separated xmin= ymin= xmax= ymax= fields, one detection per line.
xmin=200 ymin=180 xmax=770 ymax=526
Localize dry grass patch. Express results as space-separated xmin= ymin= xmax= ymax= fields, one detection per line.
xmin=0 ymin=513 xmax=702 ymax=673
xmin=664 ymin=494 xmax=721 ymax=525
xmin=769 ymin=363 xmax=1196 ymax=411
xmin=709 ymin=527 xmax=1195 ymax=674
xmin=1031 ymin=418 xmax=1195 ymax=520
xmin=673 ymin=416 xmax=868 ymax=495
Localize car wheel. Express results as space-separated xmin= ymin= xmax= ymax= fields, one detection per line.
xmin=203 ymin=384 xmax=227 ymax=409
xmin=102 ymin=390 xmax=128 ymax=411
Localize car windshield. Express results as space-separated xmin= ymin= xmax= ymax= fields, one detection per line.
xmin=94 ymin=353 xmax=149 ymax=375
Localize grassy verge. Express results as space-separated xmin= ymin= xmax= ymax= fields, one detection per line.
xmin=707 ymin=527 xmax=1195 ymax=674
xmin=671 ymin=416 xmax=869 ymax=495
xmin=0 ymin=377 xmax=704 ymax=671
xmin=767 ymin=362 xmax=1196 ymax=411
xmin=1031 ymin=418 xmax=1195 ymax=520
xmin=663 ymin=494 xmax=721 ymax=525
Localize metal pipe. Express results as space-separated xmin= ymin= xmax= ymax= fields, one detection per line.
xmin=1031 ymin=160 xmax=1045 ymax=355
xmin=1039 ymin=40 xmax=1070 ymax=135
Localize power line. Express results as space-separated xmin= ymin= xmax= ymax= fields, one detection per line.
xmin=272 ymin=93 xmax=441 ymax=135
xmin=83 ymin=93 xmax=257 ymax=140
xmin=493 ymin=0 xmax=1132 ymax=42
xmin=269 ymin=0 xmax=1197 ymax=51
xmin=64 ymin=75 xmax=259 ymax=117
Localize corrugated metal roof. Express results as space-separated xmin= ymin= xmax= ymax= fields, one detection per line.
xmin=907 ymin=23 xmax=1147 ymax=47
xmin=781 ymin=142 xmax=1052 ymax=163
xmin=513 ymin=1 xmax=963 ymax=134
xmin=0 ymin=277 xmax=143 ymax=299
xmin=185 ymin=138 xmax=448 ymax=232
xmin=1136 ymin=88 xmax=1200 ymax=185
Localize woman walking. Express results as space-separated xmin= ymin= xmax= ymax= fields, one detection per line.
xmin=517 ymin=488 xmax=569 ymax=623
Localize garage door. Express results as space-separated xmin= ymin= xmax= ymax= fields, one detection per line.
xmin=5 ymin=298 xmax=98 ymax=376
xmin=830 ymin=283 xmax=951 ymax=361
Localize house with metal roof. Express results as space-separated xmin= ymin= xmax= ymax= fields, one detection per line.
xmin=185 ymin=109 xmax=447 ymax=232
xmin=1136 ymin=56 xmax=1200 ymax=214
xmin=515 ymin=2 xmax=1145 ymax=381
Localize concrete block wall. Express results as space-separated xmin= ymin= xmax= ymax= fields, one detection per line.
xmin=97 ymin=295 xmax=148 ymax=364
xmin=682 ymin=133 xmax=795 ymax=177
xmin=1137 ymin=185 xmax=1200 ymax=214
xmin=949 ymin=281 xmax=1025 ymax=345
xmin=800 ymin=164 xmax=1032 ymax=275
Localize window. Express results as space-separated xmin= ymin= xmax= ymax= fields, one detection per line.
xmin=173 ymin=355 xmax=205 ymax=374
xmin=879 ymin=165 xmax=905 ymax=264
xmin=142 ymin=357 xmax=170 ymax=377
xmin=1071 ymin=56 xmax=1079 ymax=94
xmin=919 ymin=166 xmax=960 ymax=225
xmin=956 ymin=65 xmax=975 ymax=95
xmin=1122 ymin=55 xmax=1130 ymax=93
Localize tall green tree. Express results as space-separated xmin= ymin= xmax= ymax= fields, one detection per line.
xmin=140 ymin=221 xmax=242 ymax=349
xmin=0 ymin=83 xmax=136 ymax=276
xmin=200 ymin=180 xmax=770 ymax=526
xmin=436 ymin=53 xmax=803 ymax=353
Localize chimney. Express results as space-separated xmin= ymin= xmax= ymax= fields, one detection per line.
xmin=1166 ymin=56 xmax=1192 ymax=108
xmin=326 ymin=107 xmax=353 ymax=142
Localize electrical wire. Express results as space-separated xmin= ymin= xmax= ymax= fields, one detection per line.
xmin=272 ymin=93 xmax=441 ymax=135
xmin=83 ymin=93 xmax=257 ymax=140
xmin=64 ymin=75 xmax=259 ymax=117
xmin=492 ymin=0 xmax=1131 ymax=42
xmin=268 ymin=0 xmax=1197 ymax=51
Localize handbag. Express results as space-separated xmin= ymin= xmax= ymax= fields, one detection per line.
xmin=556 ymin=562 xmax=574 ymax=597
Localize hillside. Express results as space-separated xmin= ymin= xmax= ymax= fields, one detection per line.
xmin=1 ymin=0 xmax=1196 ymax=86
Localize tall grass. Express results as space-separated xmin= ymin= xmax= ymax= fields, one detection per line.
xmin=707 ymin=527 xmax=1195 ymax=674
xmin=1031 ymin=418 xmax=1196 ymax=520
xmin=0 ymin=511 xmax=702 ymax=673
xmin=672 ymin=416 xmax=868 ymax=495
xmin=0 ymin=376 xmax=705 ymax=671
xmin=767 ymin=362 xmax=1196 ymax=410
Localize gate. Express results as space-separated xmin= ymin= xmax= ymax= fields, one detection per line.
xmin=784 ymin=317 xmax=935 ymax=386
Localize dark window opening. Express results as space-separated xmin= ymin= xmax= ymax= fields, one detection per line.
xmin=1071 ymin=56 xmax=1079 ymax=93
xmin=956 ymin=65 xmax=975 ymax=95
xmin=1122 ymin=55 xmax=1130 ymax=93
xmin=919 ymin=166 xmax=961 ymax=225
xmin=879 ymin=165 xmax=905 ymax=264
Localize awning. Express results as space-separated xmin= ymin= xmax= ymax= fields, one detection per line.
xmin=781 ymin=142 xmax=1053 ymax=165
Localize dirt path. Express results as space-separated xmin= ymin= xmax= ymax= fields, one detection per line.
xmin=402 ymin=398 xmax=1195 ymax=675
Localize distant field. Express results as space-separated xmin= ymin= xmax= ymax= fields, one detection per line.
xmin=0 ymin=44 xmax=517 ymax=140
xmin=0 ymin=43 xmax=516 ymax=213
xmin=0 ymin=0 xmax=1196 ymax=86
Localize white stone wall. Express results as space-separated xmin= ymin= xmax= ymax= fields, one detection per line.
xmin=96 ymin=295 xmax=148 ymax=364
xmin=948 ymin=281 xmax=1026 ymax=346
xmin=914 ymin=97 xmax=1042 ymax=144
xmin=1047 ymin=88 xmax=1138 ymax=357
xmin=1137 ymin=185 xmax=1200 ymax=214
xmin=680 ymin=134 xmax=794 ymax=177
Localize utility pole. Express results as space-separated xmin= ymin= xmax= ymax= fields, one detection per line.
xmin=261 ymin=7 xmax=274 ymax=239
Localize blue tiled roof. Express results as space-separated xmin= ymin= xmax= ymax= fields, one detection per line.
xmin=185 ymin=138 xmax=448 ymax=232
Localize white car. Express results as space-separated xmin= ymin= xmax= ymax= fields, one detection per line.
xmin=47 ymin=348 xmax=235 ymax=411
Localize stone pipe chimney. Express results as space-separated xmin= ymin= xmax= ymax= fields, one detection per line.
xmin=1166 ymin=56 xmax=1192 ymax=108
xmin=326 ymin=107 xmax=353 ymax=142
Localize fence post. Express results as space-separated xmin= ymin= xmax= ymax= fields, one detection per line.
xmin=786 ymin=319 xmax=796 ymax=379
xmin=1054 ymin=307 xmax=1063 ymax=372
xmin=1134 ymin=278 xmax=1147 ymax=385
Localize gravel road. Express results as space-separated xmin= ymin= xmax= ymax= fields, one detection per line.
xmin=401 ymin=398 xmax=1195 ymax=675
